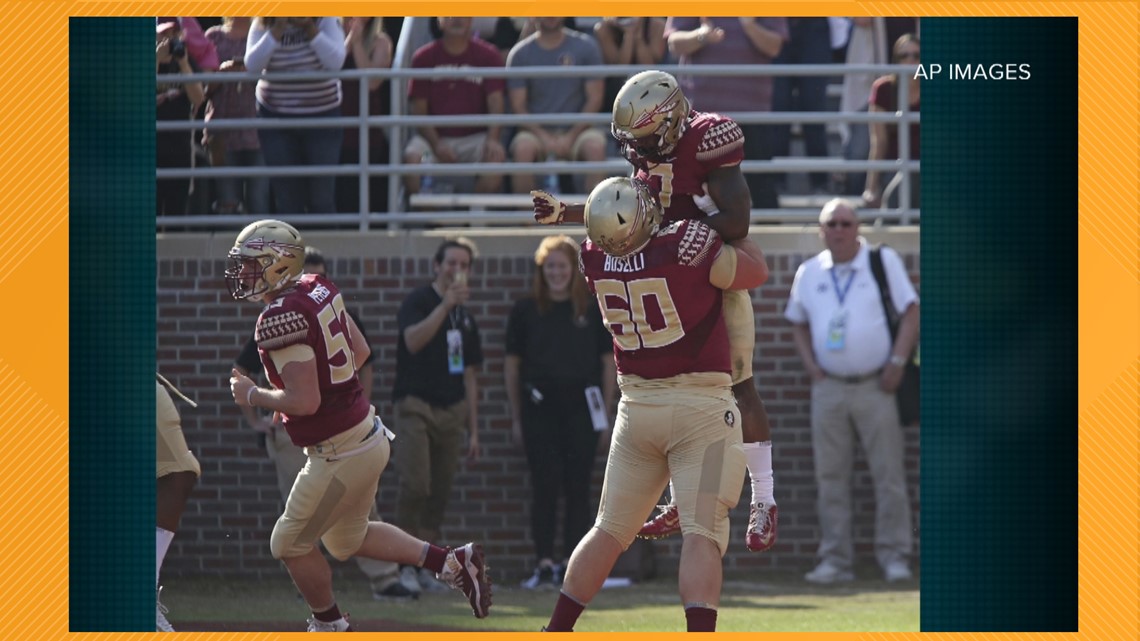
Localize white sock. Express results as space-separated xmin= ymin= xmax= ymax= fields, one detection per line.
xmin=743 ymin=442 xmax=775 ymax=505
xmin=667 ymin=480 xmax=677 ymax=505
xmin=156 ymin=527 xmax=175 ymax=588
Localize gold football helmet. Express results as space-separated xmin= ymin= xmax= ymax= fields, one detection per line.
xmin=224 ymin=219 xmax=305 ymax=301
xmin=611 ymin=70 xmax=691 ymax=165
xmin=584 ymin=177 xmax=663 ymax=257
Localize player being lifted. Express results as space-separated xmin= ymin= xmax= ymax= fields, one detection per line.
xmin=531 ymin=70 xmax=777 ymax=552
xmin=225 ymin=220 xmax=492 ymax=631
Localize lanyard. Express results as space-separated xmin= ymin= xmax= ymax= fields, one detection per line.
xmin=829 ymin=267 xmax=856 ymax=306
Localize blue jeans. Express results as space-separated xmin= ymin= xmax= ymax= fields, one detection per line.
xmin=215 ymin=148 xmax=270 ymax=214
xmin=257 ymin=104 xmax=342 ymax=214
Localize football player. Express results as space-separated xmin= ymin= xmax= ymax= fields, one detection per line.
xmin=532 ymin=70 xmax=777 ymax=552
xmin=155 ymin=374 xmax=200 ymax=631
xmin=225 ymin=220 xmax=492 ymax=630
xmin=545 ymin=177 xmax=767 ymax=632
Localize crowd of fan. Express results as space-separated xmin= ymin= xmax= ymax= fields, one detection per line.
xmin=156 ymin=17 xmax=920 ymax=218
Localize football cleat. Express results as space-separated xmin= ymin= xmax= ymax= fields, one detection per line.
xmin=305 ymin=614 xmax=353 ymax=632
xmin=745 ymin=501 xmax=778 ymax=552
xmin=636 ymin=504 xmax=681 ymax=539
xmin=438 ymin=543 xmax=493 ymax=618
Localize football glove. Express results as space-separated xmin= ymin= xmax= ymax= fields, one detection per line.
xmin=531 ymin=190 xmax=567 ymax=225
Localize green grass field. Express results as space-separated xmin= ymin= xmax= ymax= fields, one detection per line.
xmin=165 ymin=572 xmax=919 ymax=633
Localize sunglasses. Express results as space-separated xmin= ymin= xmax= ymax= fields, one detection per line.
xmin=897 ymin=51 xmax=920 ymax=61
xmin=825 ymin=220 xmax=855 ymax=229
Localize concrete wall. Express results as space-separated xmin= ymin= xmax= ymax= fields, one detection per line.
xmin=157 ymin=225 xmax=920 ymax=582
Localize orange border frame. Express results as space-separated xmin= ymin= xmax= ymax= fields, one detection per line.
xmin=7 ymin=2 xmax=1134 ymax=640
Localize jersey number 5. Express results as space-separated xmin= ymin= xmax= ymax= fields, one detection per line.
xmin=316 ymin=294 xmax=358 ymax=384
xmin=594 ymin=278 xmax=684 ymax=351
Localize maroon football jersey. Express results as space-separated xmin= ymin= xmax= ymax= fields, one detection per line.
xmin=256 ymin=274 xmax=370 ymax=446
xmin=633 ymin=110 xmax=745 ymax=224
xmin=580 ymin=219 xmax=730 ymax=379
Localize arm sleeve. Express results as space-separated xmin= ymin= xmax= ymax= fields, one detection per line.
xmin=244 ymin=22 xmax=277 ymax=73
xmin=310 ymin=17 xmax=348 ymax=70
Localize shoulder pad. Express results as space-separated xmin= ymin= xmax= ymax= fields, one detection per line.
xmin=696 ymin=117 xmax=744 ymax=163
xmin=256 ymin=308 xmax=310 ymax=352
xmin=676 ymin=220 xmax=720 ymax=267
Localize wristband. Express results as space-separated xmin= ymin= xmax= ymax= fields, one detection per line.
xmin=246 ymin=386 xmax=257 ymax=407
xmin=889 ymin=354 xmax=907 ymax=367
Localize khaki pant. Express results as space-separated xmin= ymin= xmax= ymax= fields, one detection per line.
xmin=810 ymin=377 xmax=913 ymax=571
xmin=393 ymin=396 xmax=468 ymax=542
xmin=596 ymin=373 xmax=746 ymax=555
xmin=157 ymin=382 xmax=200 ymax=479
xmin=267 ymin=414 xmax=399 ymax=587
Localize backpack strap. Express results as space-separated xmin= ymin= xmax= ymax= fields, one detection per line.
xmin=868 ymin=245 xmax=900 ymax=341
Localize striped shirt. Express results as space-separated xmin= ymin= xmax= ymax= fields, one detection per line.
xmin=246 ymin=18 xmax=346 ymax=115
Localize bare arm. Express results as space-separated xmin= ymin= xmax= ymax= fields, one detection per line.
xmin=702 ymin=165 xmax=753 ymax=241
xmin=464 ymin=367 xmax=480 ymax=459
xmin=231 ymin=348 xmax=322 ymax=416
xmin=403 ymin=282 xmax=468 ymax=354
xmin=233 ymin=362 xmax=272 ymax=432
xmin=864 ymin=103 xmax=890 ymax=205
xmin=633 ymin=18 xmax=667 ymax=64
xmin=727 ymin=237 xmax=769 ymax=289
xmin=402 ymin=302 xmax=452 ymax=355
xmin=738 ymin=18 xmax=784 ymax=58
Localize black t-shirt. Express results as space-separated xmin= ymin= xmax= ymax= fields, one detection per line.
xmin=393 ymin=285 xmax=483 ymax=407
xmin=235 ymin=308 xmax=374 ymax=376
xmin=505 ymin=298 xmax=612 ymax=388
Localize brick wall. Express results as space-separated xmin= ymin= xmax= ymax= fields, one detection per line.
xmin=157 ymin=229 xmax=920 ymax=583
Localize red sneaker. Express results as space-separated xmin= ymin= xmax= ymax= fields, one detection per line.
xmin=745 ymin=501 xmax=778 ymax=552
xmin=438 ymin=542 xmax=493 ymax=618
xmin=636 ymin=504 xmax=681 ymax=539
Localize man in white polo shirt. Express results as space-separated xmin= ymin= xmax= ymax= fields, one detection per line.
xmin=785 ymin=198 xmax=919 ymax=584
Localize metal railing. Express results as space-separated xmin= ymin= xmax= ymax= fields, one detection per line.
xmin=157 ymin=51 xmax=919 ymax=230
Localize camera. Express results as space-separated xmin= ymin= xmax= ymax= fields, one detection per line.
xmin=169 ymin=38 xmax=186 ymax=60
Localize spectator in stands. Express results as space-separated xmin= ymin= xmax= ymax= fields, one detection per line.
xmin=392 ymin=237 xmax=484 ymax=594
xmin=156 ymin=18 xmax=208 ymax=216
xmin=246 ymin=17 xmax=347 ymax=214
xmin=768 ymin=18 xmax=833 ymax=194
xmin=840 ymin=19 xmax=918 ymax=196
xmin=785 ymin=198 xmax=917 ymax=584
xmin=505 ymin=235 xmax=616 ymax=590
xmin=232 ymin=247 xmax=416 ymax=601
xmin=863 ymin=34 xmax=921 ymax=210
xmin=506 ymin=18 xmax=607 ymax=195
xmin=665 ymin=17 xmax=789 ymax=210
xmin=204 ymin=17 xmax=270 ymax=215
xmin=337 ymin=17 xmax=394 ymax=216
xmin=593 ymin=18 xmax=667 ymax=115
xmin=403 ymin=17 xmax=507 ymax=198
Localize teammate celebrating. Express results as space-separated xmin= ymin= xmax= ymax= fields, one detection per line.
xmin=532 ymin=70 xmax=777 ymax=552
xmin=225 ymin=220 xmax=492 ymax=631
xmin=545 ymin=177 xmax=768 ymax=632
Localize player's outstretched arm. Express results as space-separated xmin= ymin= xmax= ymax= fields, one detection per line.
xmin=531 ymin=190 xmax=585 ymax=225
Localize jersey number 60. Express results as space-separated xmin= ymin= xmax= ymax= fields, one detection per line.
xmin=594 ymin=277 xmax=684 ymax=351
